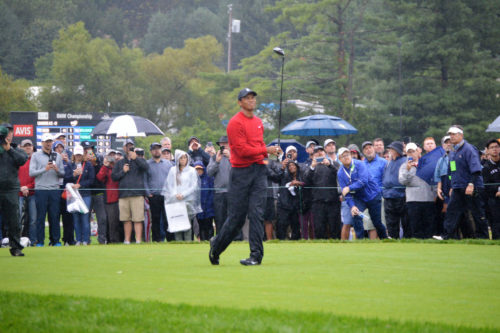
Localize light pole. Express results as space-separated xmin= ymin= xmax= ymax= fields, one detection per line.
xmin=274 ymin=47 xmax=285 ymax=147
xmin=398 ymin=41 xmax=402 ymax=138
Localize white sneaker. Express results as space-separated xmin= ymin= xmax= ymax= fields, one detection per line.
xmin=136 ymin=241 xmax=141 ymax=244
xmin=124 ymin=241 xmax=130 ymax=245
xmin=83 ymin=242 xmax=88 ymax=246
xmin=432 ymin=235 xmax=443 ymax=241
xmin=75 ymin=241 xmax=81 ymax=246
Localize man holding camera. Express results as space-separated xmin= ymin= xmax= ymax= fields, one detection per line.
xmin=0 ymin=125 xmax=28 ymax=256
xmin=29 ymin=133 xmax=65 ymax=246
xmin=112 ymin=139 xmax=149 ymax=244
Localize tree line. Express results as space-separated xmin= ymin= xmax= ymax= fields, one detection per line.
xmin=0 ymin=0 xmax=499 ymax=147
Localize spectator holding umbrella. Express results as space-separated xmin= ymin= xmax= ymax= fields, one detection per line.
xmin=112 ymin=139 xmax=149 ymax=244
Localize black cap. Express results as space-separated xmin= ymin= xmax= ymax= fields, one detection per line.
xmin=216 ymin=136 xmax=228 ymax=146
xmin=313 ymin=145 xmax=324 ymax=153
xmin=362 ymin=141 xmax=373 ymax=150
xmin=81 ymin=141 xmax=94 ymax=149
xmin=387 ymin=141 xmax=404 ymax=156
xmin=134 ymin=148 xmax=144 ymax=155
xmin=187 ymin=136 xmax=199 ymax=145
xmin=150 ymin=142 xmax=162 ymax=150
xmin=1 ymin=123 xmax=13 ymax=130
xmin=161 ymin=147 xmax=171 ymax=153
xmin=238 ymin=88 xmax=257 ymax=100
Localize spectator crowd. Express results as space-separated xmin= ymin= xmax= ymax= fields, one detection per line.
xmin=1 ymin=124 xmax=500 ymax=248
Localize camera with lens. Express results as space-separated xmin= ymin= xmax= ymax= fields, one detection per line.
xmin=48 ymin=152 xmax=57 ymax=163
xmin=220 ymin=146 xmax=225 ymax=154
xmin=286 ymin=153 xmax=292 ymax=159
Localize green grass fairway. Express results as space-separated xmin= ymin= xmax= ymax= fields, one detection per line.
xmin=1 ymin=242 xmax=499 ymax=331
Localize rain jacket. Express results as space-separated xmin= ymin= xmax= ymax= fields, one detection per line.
xmin=337 ymin=159 xmax=380 ymax=208
xmin=162 ymin=150 xmax=202 ymax=218
xmin=0 ymin=146 xmax=28 ymax=192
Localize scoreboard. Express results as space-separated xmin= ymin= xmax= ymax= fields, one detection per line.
xmin=10 ymin=111 xmax=126 ymax=154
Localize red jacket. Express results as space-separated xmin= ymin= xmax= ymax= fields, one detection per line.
xmin=227 ymin=111 xmax=267 ymax=168
xmin=96 ymin=165 xmax=119 ymax=204
xmin=18 ymin=157 xmax=35 ymax=197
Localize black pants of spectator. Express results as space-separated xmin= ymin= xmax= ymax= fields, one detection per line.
xmin=149 ymin=194 xmax=167 ymax=242
xmin=211 ymin=164 xmax=266 ymax=262
xmin=105 ymin=202 xmax=123 ymax=243
xmin=61 ymin=198 xmax=75 ymax=245
xmin=384 ymin=197 xmax=410 ymax=238
xmin=198 ymin=217 xmax=214 ymax=241
xmin=312 ymin=201 xmax=341 ymax=239
xmin=0 ymin=191 xmax=22 ymax=250
xmin=213 ymin=192 xmax=242 ymax=241
xmin=433 ymin=198 xmax=445 ymax=237
xmin=276 ymin=207 xmax=301 ymax=240
xmin=488 ymin=198 xmax=500 ymax=240
xmin=92 ymin=194 xmax=107 ymax=244
xmin=407 ymin=201 xmax=435 ymax=239
xmin=444 ymin=189 xmax=489 ymax=239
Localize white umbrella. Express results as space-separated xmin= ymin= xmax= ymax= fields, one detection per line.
xmin=91 ymin=115 xmax=164 ymax=137
xmin=486 ymin=115 xmax=500 ymax=133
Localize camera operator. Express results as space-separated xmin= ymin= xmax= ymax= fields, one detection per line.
xmin=29 ymin=133 xmax=65 ymax=246
xmin=112 ymin=139 xmax=149 ymax=244
xmin=0 ymin=125 xmax=28 ymax=256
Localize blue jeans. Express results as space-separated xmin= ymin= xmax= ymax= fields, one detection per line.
xmin=35 ymin=189 xmax=61 ymax=245
xmin=73 ymin=196 xmax=92 ymax=243
xmin=353 ymin=194 xmax=388 ymax=239
xmin=19 ymin=195 xmax=37 ymax=244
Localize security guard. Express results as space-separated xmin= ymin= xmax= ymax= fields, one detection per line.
xmin=0 ymin=125 xmax=29 ymax=256
xmin=442 ymin=125 xmax=489 ymax=239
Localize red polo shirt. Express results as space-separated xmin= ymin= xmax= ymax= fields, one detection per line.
xmin=227 ymin=111 xmax=267 ymax=168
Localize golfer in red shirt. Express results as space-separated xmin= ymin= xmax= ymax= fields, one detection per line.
xmin=209 ymin=88 xmax=281 ymax=265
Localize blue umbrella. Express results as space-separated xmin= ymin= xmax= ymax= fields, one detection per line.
xmin=486 ymin=115 xmax=500 ymax=132
xmin=281 ymin=114 xmax=357 ymax=136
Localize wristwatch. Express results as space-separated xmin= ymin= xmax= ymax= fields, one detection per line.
xmin=467 ymin=183 xmax=474 ymax=186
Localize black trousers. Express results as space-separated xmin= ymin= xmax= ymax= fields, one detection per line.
xmin=0 ymin=190 xmax=22 ymax=250
xmin=61 ymin=197 xmax=75 ymax=245
xmin=407 ymin=201 xmax=435 ymax=239
xmin=212 ymin=164 xmax=267 ymax=262
xmin=444 ymin=189 xmax=489 ymax=239
xmin=488 ymin=198 xmax=500 ymax=240
xmin=312 ymin=201 xmax=341 ymax=239
xmin=198 ymin=217 xmax=214 ymax=241
xmin=105 ymin=202 xmax=123 ymax=243
xmin=213 ymin=192 xmax=228 ymax=234
xmin=276 ymin=207 xmax=301 ymax=240
xmin=149 ymin=194 xmax=167 ymax=242
xmin=384 ymin=197 xmax=409 ymax=238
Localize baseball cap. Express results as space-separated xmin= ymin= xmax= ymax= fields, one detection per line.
xmin=441 ymin=135 xmax=451 ymax=144
xmin=387 ymin=141 xmax=404 ymax=156
xmin=447 ymin=126 xmax=463 ymax=134
xmin=150 ymin=142 xmax=162 ymax=150
xmin=305 ymin=140 xmax=317 ymax=149
xmin=324 ymin=139 xmax=336 ymax=147
xmin=134 ymin=148 xmax=144 ymax=155
xmin=124 ymin=139 xmax=134 ymax=146
xmin=337 ymin=147 xmax=350 ymax=157
xmin=21 ymin=139 xmax=33 ymax=146
xmin=187 ymin=136 xmax=200 ymax=145
xmin=285 ymin=145 xmax=297 ymax=154
xmin=1 ymin=123 xmax=13 ymax=130
xmin=52 ymin=140 xmax=65 ymax=149
xmin=74 ymin=145 xmax=84 ymax=155
xmin=405 ymin=142 xmax=418 ymax=153
xmin=41 ymin=133 xmax=53 ymax=142
xmin=82 ymin=141 xmax=95 ymax=149
xmin=313 ymin=145 xmax=324 ymax=153
xmin=55 ymin=133 xmax=66 ymax=139
xmin=161 ymin=147 xmax=171 ymax=153
xmin=362 ymin=141 xmax=373 ymax=150
xmin=238 ymin=88 xmax=257 ymax=100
